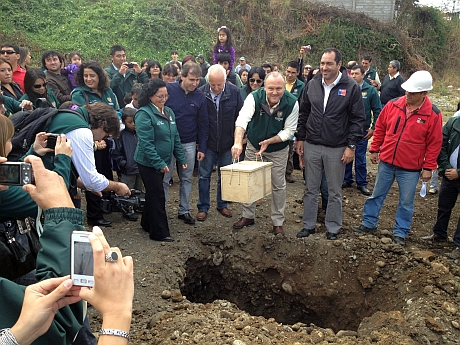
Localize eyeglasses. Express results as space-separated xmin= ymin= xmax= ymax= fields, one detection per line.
xmin=33 ymin=82 xmax=47 ymax=88
xmin=249 ymin=78 xmax=263 ymax=84
xmin=154 ymin=94 xmax=169 ymax=100
xmin=0 ymin=50 xmax=16 ymax=55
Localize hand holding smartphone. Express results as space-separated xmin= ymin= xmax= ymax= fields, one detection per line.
xmin=71 ymin=231 xmax=94 ymax=287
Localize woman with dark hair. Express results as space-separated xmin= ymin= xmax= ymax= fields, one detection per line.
xmin=0 ymin=57 xmax=23 ymax=100
xmin=19 ymin=68 xmax=60 ymax=108
xmin=146 ymin=60 xmax=162 ymax=80
xmin=18 ymin=47 xmax=31 ymax=69
xmin=306 ymin=66 xmax=320 ymax=83
xmin=240 ymin=66 xmax=266 ymax=100
xmin=238 ymin=68 xmax=248 ymax=86
xmin=71 ymin=60 xmax=119 ymax=227
xmin=134 ymin=78 xmax=187 ymax=242
xmin=162 ymin=63 xmax=179 ymax=83
xmin=71 ymin=60 xmax=118 ymax=110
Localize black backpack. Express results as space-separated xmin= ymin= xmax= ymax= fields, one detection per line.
xmin=7 ymin=108 xmax=85 ymax=161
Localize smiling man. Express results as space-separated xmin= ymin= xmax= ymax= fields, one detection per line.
xmin=231 ymin=72 xmax=299 ymax=236
xmin=295 ymin=48 xmax=365 ymax=241
xmin=42 ymin=50 xmax=73 ymax=103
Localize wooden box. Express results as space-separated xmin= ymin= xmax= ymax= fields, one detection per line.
xmin=220 ymin=161 xmax=273 ymax=204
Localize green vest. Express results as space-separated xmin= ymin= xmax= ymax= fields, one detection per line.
xmin=247 ymin=88 xmax=297 ymax=153
xmin=364 ymin=67 xmax=377 ymax=85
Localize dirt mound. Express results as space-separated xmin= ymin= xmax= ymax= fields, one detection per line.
xmin=88 ymin=163 xmax=460 ymax=344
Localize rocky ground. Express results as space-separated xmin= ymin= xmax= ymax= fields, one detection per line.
xmin=85 ymin=98 xmax=460 ymax=345
xmin=86 ymin=158 xmax=460 ymax=345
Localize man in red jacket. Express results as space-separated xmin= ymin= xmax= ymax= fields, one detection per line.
xmin=353 ymin=70 xmax=443 ymax=246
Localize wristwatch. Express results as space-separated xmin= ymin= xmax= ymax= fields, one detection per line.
xmin=347 ymin=144 xmax=356 ymax=150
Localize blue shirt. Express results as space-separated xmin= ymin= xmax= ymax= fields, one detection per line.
xmin=165 ymin=81 xmax=209 ymax=153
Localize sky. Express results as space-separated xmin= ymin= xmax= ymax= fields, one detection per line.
xmin=417 ymin=0 xmax=457 ymax=11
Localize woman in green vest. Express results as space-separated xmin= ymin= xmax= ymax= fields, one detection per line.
xmin=19 ymin=68 xmax=60 ymax=108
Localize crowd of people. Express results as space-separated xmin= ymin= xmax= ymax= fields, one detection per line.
xmin=0 ymin=23 xmax=460 ymax=343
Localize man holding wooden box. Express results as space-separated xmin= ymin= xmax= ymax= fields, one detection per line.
xmin=231 ymin=72 xmax=299 ymax=236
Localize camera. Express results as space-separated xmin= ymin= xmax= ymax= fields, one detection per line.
xmin=302 ymin=45 xmax=312 ymax=51
xmin=35 ymin=98 xmax=49 ymax=108
xmin=71 ymin=231 xmax=94 ymax=287
xmin=101 ymin=189 xmax=144 ymax=221
xmin=0 ymin=162 xmax=34 ymax=186
xmin=45 ymin=133 xmax=60 ymax=149
xmin=125 ymin=63 xmax=134 ymax=69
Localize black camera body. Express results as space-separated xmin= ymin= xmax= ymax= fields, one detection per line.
xmin=125 ymin=63 xmax=134 ymax=69
xmin=45 ymin=133 xmax=60 ymax=149
xmin=101 ymin=189 xmax=144 ymax=221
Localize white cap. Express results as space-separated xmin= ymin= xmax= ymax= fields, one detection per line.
xmin=401 ymin=70 xmax=433 ymax=92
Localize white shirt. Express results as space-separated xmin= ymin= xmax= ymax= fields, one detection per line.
xmin=389 ymin=71 xmax=400 ymax=80
xmin=235 ymin=93 xmax=299 ymax=142
xmin=66 ymin=128 xmax=110 ymax=192
xmin=322 ymin=72 xmax=342 ymax=112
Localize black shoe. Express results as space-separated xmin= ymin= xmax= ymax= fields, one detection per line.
xmin=123 ymin=212 xmax=138 ymax=221
xmin=88 ymin=218 xmax=112 ymax=227
xmin=178 ymin=213 xmax=195 ymax=224
xmin=342 ymin=182 xmax=352 ymax=188
xmin=326 ymin=232 xmax=338 ymax=240
xmin=357 ymin=186 xmax=371 ymax=196
xmin=151 ymin=236 xmax=174 ymax=242
xmin=421 ymin=234 xmax=448 ymax=242
xmin=296 ymin=228 xmax=316 ymax=238
xmin=393 ymin=236 xmax=405 ymax=246
xmin=353 ymin=224 xmax=377 ymax=234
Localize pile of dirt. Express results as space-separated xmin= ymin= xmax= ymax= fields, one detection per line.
xmin=87 ymin=159 xmax=460 ymax=344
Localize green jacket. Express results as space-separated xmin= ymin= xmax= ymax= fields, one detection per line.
xmin=3 ymin=94 xmax=24 ymax=116
xmin=19 ymin=88 xmax=60 ymax=109
xmin=104 ymin=64 xmax=148 ymax=105
xmin=0 ymin=154 xmax=72 ymax=220
xmin=0 ymin=207 xmax=86 ymax=345
xmin=134 ymin=103 xmax=186 ymax=170
xmin=361 ymin=82 xmax=382 ymax=131
xmin=248 ymin=88 xmax=297 ymax=153
xmin=71 ymin=85 xmax=119 ymax=110
xmin=289 ymin=78 xmax=305 ymax=101
xmin=438 ymin=115 xmax=460 ymax=177
xmin=364 ymin=66 xmax=378 ymax=85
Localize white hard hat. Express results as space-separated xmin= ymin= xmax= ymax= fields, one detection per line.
xmin=401 ymin=70 xmax=433 ymax=92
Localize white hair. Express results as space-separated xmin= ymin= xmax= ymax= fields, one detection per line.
xmin=206 ymin=64 xmax=227 ymax=82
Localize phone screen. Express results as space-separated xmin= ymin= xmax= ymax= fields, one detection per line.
xmin=71 ymin=231 xmax=94 ymax=287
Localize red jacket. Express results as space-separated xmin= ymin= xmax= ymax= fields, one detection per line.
xmin=370 ymin=96 xmax=442 ymax=171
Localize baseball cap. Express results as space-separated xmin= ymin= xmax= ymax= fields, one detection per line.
xmin=240 ymin=57 xmax=246 ymax=61
xmin=197 ymin=54 xmax=204 ymax=59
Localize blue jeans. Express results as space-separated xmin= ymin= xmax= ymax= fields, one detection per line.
xmin=197 ymin=149 xmax=232 ymax=212
xmin=361 ymin=161 xmax=420 ymax=238
xmin=163 ymin=141 xmax=196 ymax=215
xmin=344 ymin=136 xmax=368 ymax=187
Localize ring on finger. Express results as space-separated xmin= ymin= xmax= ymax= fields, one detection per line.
xmin=105 ymin=251 xmax=119 ymax=263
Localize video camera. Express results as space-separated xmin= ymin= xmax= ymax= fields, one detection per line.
xmin=101 ymin=189 xmax=144 ymax=221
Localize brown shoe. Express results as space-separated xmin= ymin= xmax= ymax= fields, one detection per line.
xmin=273 ymin=225 xmax=284 ymax=236
xmin=217 ymin=207 xmax=232 ymax=218
xmin=233 ymin=217 xmax=255 ymax=229
xmin=196 ymin=211 xmax=207 ymax=221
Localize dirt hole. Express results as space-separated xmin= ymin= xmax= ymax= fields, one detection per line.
xmin=181 ymin=243 xmax=405 ymax=332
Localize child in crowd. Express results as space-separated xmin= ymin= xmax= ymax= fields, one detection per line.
xmin=112 ymin=107 xmax=144 ymax=192
xmin=64 ymin=51 xmax=82 ymax=89
xmin=125 ymin=82 xmax=142 ymax=109
xmin=213 ymin=26 xmax=235 ymax=70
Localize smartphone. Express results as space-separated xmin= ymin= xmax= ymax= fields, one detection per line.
xmin=71 ymin=231 xmax=94 ymax=287
xmin=0 ymin=162 xmax=34 ymax=186
xmin=45 ymin=133 xmax=60 ymax=149
xmin=125 ymin=63 xmax=134 ymax=68
xmin=302 ymin=45 xmax=312 ymax=51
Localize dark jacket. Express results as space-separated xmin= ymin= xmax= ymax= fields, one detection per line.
xmin=370 ymin=96 xmax=442 ymax=171
xmin=134 ymin=103 xmax=186 ymax=171
xmin=380 ymin=74 xmax=405 ymax=104
xmin=364 ymin=66 xmax=378 ymax=85
xmin=438 ymin=114 xmax=460 ymax=177
xmin=104 ymin=64 xmax=149 ymax=106
xmin=296 ymin=71 xmax=366 ymax=147
xmin=165 ymin=81 xmax=209 ymax=153
xmin=361 ymin=82 xmax=382 ymax=131
xmin=1 ymin=82 xmax=23 ymax=100
xmin=199 ymin=81 xmax=244 ymax=153
xmin=45 ymin=71 xmax=73 ymax=103
xmin=19 ymin=88 xmax=60 ymax=109
xmin=113 ymin=127 xmax=139 ymax=175
xmin=0 ymin=208 xmax=86 ymax=345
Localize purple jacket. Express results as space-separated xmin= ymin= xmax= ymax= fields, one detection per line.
xmin=213 ymin=45 xmax=235 ymax=70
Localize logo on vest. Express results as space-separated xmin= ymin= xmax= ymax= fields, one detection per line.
xmin=157 ymin=120 xmax=165 ymax=126
xmin=275 ymin=111 xmax=284 ymax=121
xmin=362 ymin=92 xmax=368 ymax=98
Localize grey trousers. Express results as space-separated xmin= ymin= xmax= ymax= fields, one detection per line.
xmin=302 ymin=142 xmax=346 ymax=234
xmin=242 ymin=142 xmax=289 ymax=226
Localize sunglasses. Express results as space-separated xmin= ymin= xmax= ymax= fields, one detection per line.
xmin=33 ymin=82 xmax=47 ymax=88
xmin=249 ymin=78 xmax=263 ymax=84
xmin=0 ymin=50 xmax=16 ymax=55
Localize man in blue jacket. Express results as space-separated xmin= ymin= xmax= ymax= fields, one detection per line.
xmin=163 ymin=62 xmax=209 ymax=224
xmin=196 ymin=64 xmax=243 ymax=221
